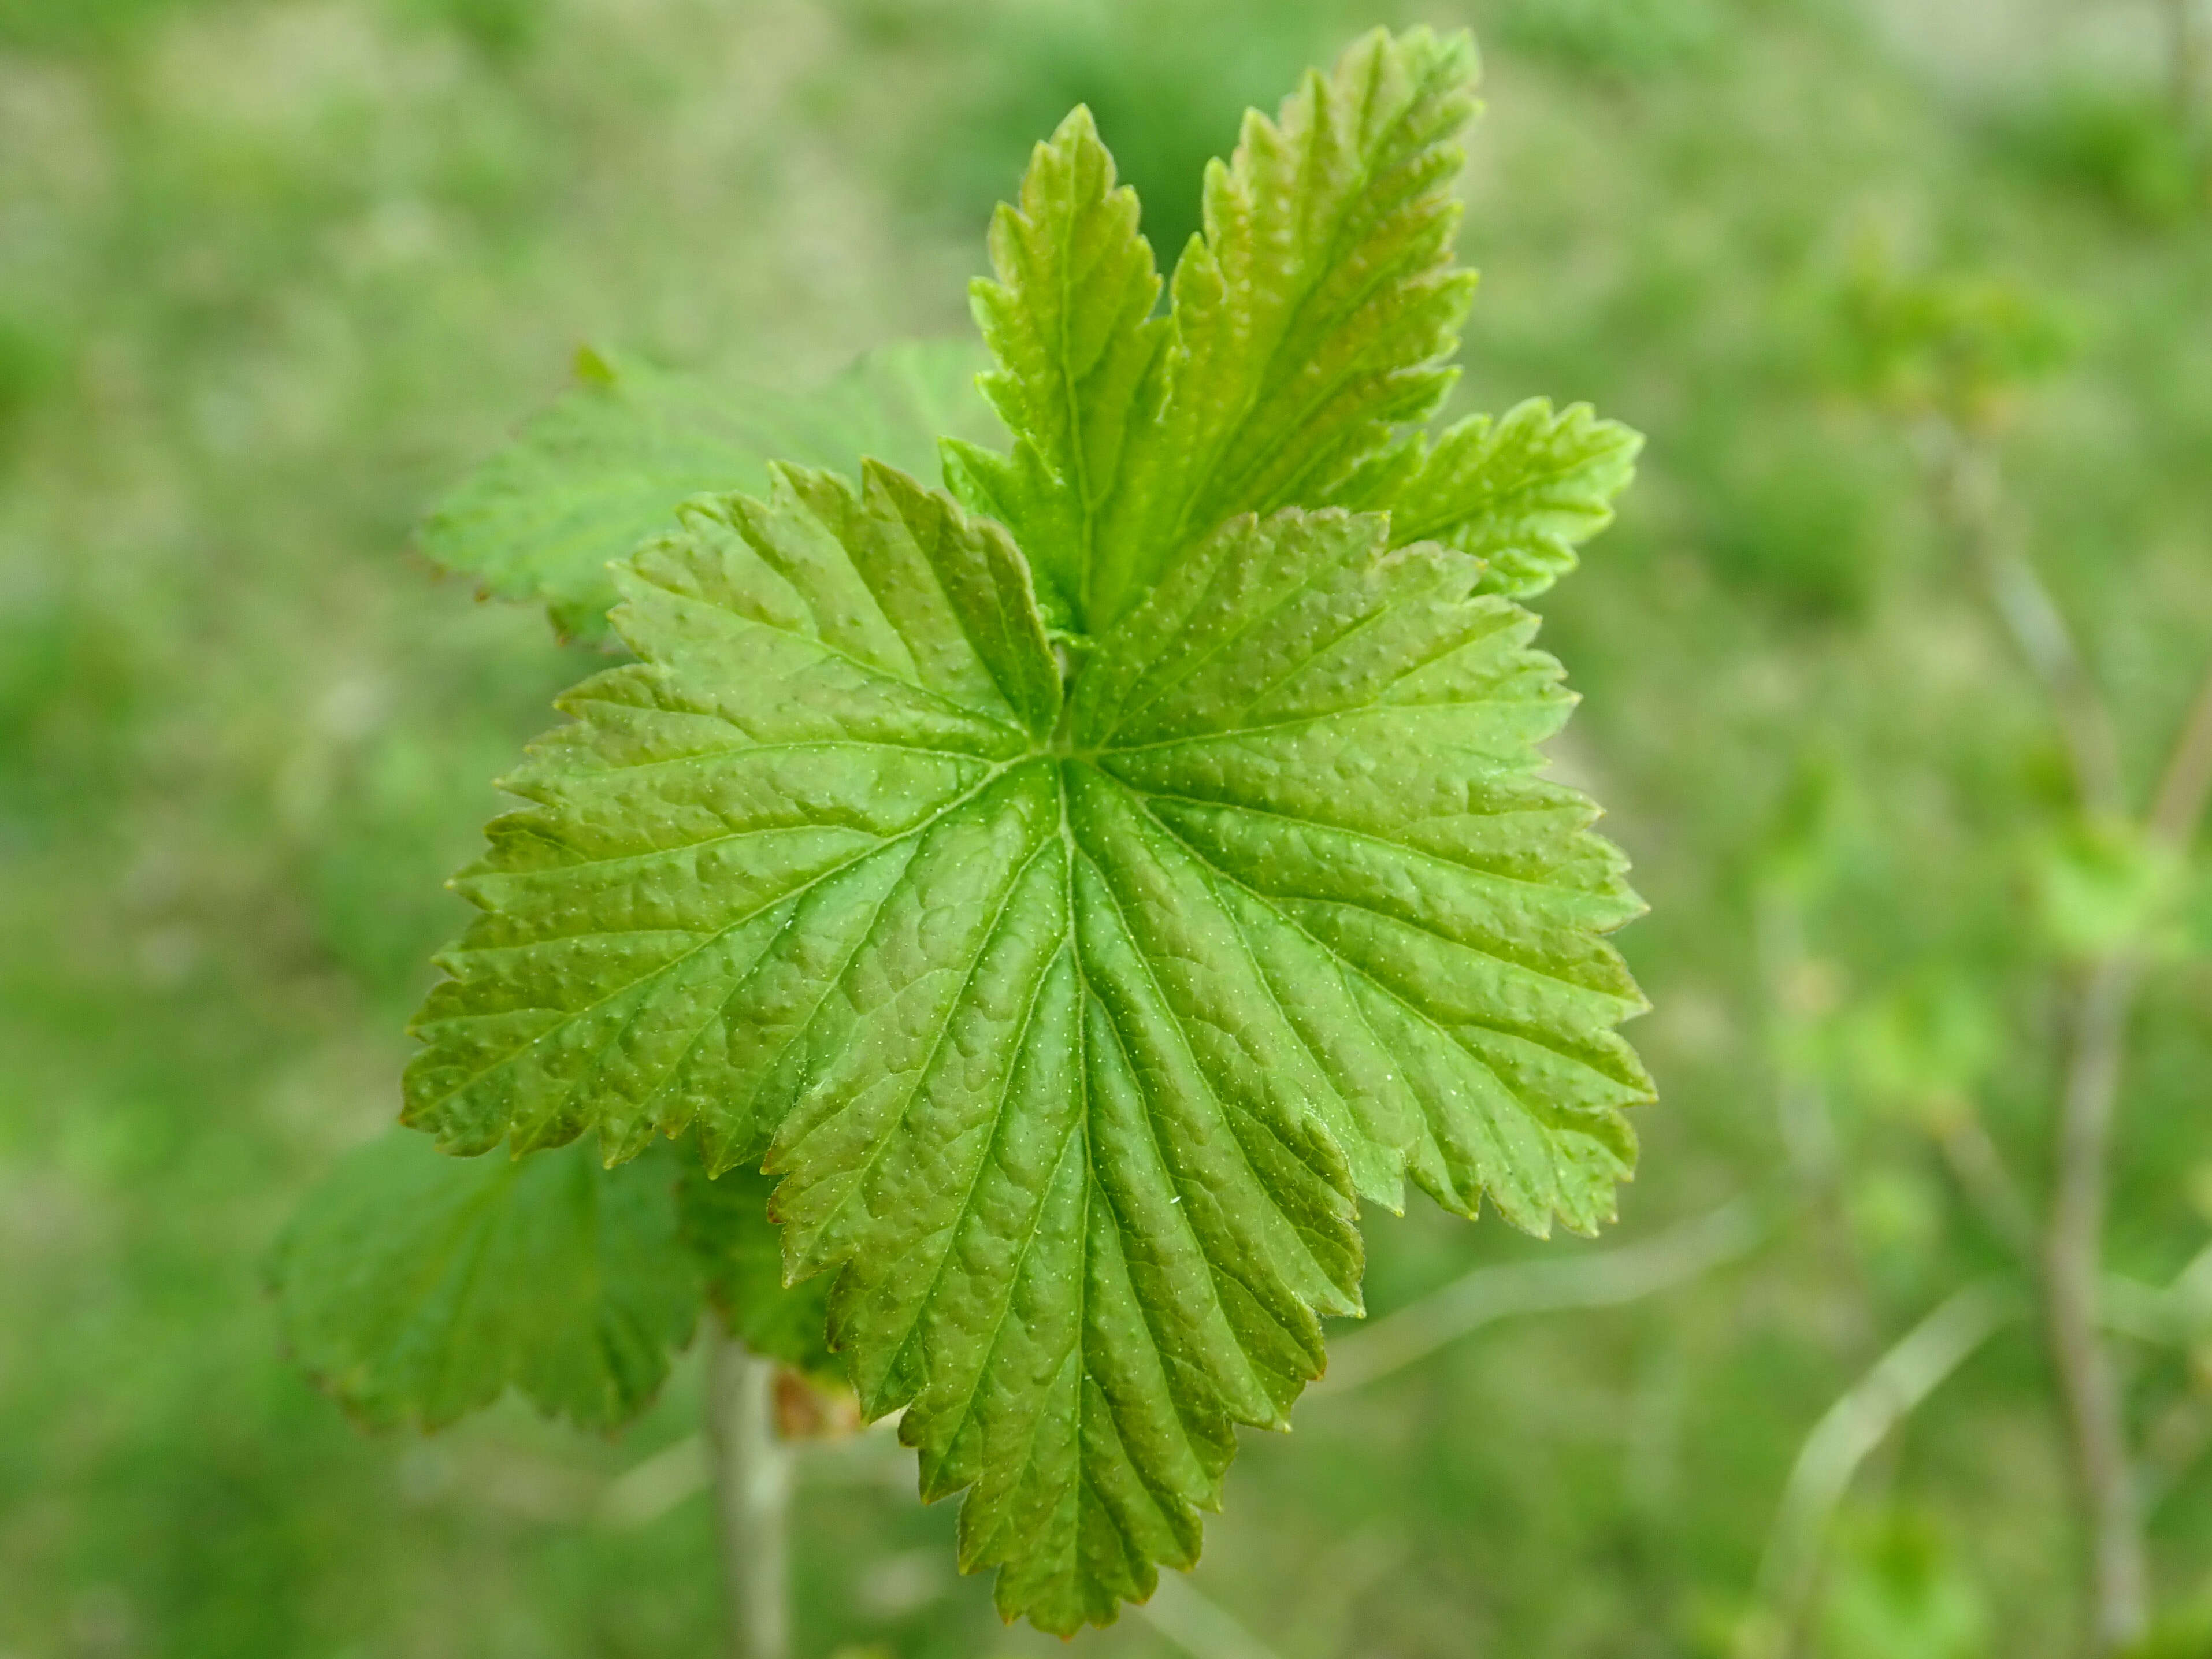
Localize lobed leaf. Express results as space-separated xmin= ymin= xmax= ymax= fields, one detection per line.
xmin=380 ymin=21 xmax=1653 ymax=1634
xmin=401 ymin=463 xmax=1649 ymax=1629
xmin=421 ymin=339 xmax=1004 ymax=641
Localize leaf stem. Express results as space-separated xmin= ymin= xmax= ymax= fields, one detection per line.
xmin=706 ymin=1323 xmax=793 ymax=1659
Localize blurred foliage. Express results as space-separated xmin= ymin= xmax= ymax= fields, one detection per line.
xmin=1988 ymin=83 xmax=2209 ymax=230
xmin=1494 ymin=0 xmax=1721 ymax=76
xmin=1817 ymin=1507 xmax=1990 ymax=1659
xmin=3 ymin=0 xmax=2211 ymax=1656
xmin=1829 ymin=239 xmax=2076 ymax=429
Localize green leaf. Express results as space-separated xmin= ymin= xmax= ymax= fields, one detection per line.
xmin=2029 ymin=821 xmax=2191 ymax=960
xmin=949 ymin=106 xmax=1164 ymax=629
xmin=402 ymin=458 xmax=1059 ymax=1168
xmin=421 ymin=339 xmax=1005 ymax=641
xmin=677 ymin=1161 xmax=837 ymax=1381
xmin=1083 ymin=26 xmax=1484 ymax=629
xmin=269 ymin=1131 xmax=700 ymax=1431
xmin=401 ymin=466 xmax=1648 ymax=1629
xmin=391 ymin=22 xmax=1650 ymax=1634
xmin=1333 ymin=398 xmax=1643 ymax=598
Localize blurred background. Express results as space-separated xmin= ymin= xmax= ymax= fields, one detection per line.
xmin=4 ymin=0 xmax=2212 ymax=1655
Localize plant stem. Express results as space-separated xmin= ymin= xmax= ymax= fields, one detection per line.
xmin=1312 ymin=1200 xmax=1762 ymax=1397
xmin=2148 ymin=656 xmax=2212 ymax=852
xmin=1920 ymin=422 xmax=2212 ymax=1651
xmin=706 ymin=1324 xmax=793 ymax=1659
xmin=1742 ymin=1282 xmax=2019 ymax=1659
xmin=2047 ymin=950 xmax=2150 ymax=1653
xmin=1933 ymin=1111 xmax=2037 ymax=1257
xmin=1922 ymin=424 xmax=2126 ymax=821
xmin=2045 ymin=654 xmax=2212 ymax=1653
xmin=1138 ymin=1575 xmax=1289 ymax=1659
xmin=2167 ymin=0 xmax=2207 ymax=149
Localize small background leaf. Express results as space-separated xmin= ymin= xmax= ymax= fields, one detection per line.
xmin=269 ymin=1131 xmax=700 ymax=1431
xmin=420 ymin=339 xmax=1006 ymax=641
xmin=676 ymin=1160 xmax=838 ymax=1382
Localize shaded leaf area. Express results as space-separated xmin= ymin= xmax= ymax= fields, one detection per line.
xmin=399 ymin=452 xmax=1647 ymax=1629
xmin=269 ymin=1131 xmax=700 ymax=1431
xmin=422 ymin=339 xmax=1005 ymax=641
xmin=676 ymin=1160 xmax=837 ymax=1381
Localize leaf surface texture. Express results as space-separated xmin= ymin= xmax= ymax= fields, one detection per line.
xmin=371 ymin=21 xmax=1655 ymax=1635
xmin=402 ymin=458 xmax=1649 ymax=1627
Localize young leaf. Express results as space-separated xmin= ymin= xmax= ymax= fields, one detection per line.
xmin=1333 ymin=398 xmax=1643 ymax=598
xmin=269 ymin=1131 xmax=700 ymax=1431
xmin=422 ymin=339 xmax=1004 ymax=641
xmin=401 ymin=460 xmax=1649 ymax=1628
xmin=1084 ymin=26 xmax=1484 ymax=629
xmin=949 ymin=105 xmax=1164 ymax=628
xmin=393 ymin=22 xmax=1651 ymax=1634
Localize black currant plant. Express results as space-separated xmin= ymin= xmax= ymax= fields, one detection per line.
xmin=273 ymin=26 xmax=1651 ymax=1637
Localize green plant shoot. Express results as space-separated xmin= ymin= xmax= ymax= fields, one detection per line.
xmin=277 ymin=25 xmax=1650 ymax=1634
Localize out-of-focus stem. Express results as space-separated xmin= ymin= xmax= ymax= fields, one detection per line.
xmin=1921 ymin=424 xmax=2126 ymax=822
xmin=2045 ymin=654 xmax=2212 ymax=1651
xmin=1933 ymin=1110 xmax=2036 ymax=1257
xmin=2167 ymin=0 xmax=2207 ymax=146
xmin=1918 ymin=418 xmax=2212 ymax=1652
xmin=1137 ymin=1575 xmax=1289 ymax=1659
xmin=2047 ymin=952 xmax=2150 ymax=1653
xmin=1313 ymin=1200 xmax=1762 ymax=1397
xmin=707 ymin=1324 xmax=793 ymax=1659
xmin=2149 ymin=658 xmax=2212 ymax=853
xmin=1742 ymin=1283 xmax=2018 ymax=1659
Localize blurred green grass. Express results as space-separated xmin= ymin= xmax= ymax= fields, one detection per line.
xmin=3 ymin=1 xmax=2211 ymax=1656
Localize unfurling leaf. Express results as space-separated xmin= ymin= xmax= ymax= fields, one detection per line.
xmin=377 ymin=22 xmax=1649 ymax=1634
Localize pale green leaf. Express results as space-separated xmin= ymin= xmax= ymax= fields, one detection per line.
xmin=421 ymin=339 xmax=1004 ymax=641
xmin=1085 ymin=26 xmax=1483 ymax=628
xmin=401 ymin=469 xmax=1647 ymax=1630
xmin=949 ymin=106 xmax=1164 ymax=628
xmin=269 ymin=1131 xmax=700 ymax=1431
xmin=1334 ymin=398 xmax=1643 ymax=597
